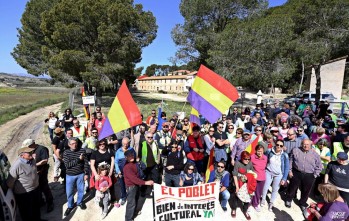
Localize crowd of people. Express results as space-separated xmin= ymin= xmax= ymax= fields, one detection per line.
xmin=5 ymin=100 xmax=349 ymax=221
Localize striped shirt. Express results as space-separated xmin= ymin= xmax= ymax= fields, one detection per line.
xmin=63 ymin=148 xmax=89 ymax=176
xmin=289 ymin=147 xmax=322 ymax=177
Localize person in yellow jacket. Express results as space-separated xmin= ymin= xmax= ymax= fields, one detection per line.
xmin=138 ymin=132 xmax=160 ymax=197
xmin=71 ymin=119 xmax=88 ymax=143
xmin=332 ymin=134 xmax=349 ymax=161
xmin=313 ymin=138 xmax=331 ymax=197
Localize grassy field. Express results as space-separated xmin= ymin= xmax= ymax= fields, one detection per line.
xmin=69 ymin=92 xmax=192 ymax=119
xmin=0 ymin=87 xmax=69 ymax=125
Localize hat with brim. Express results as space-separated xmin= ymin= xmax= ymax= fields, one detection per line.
xmin=21 ymin=139 xmax=35 ymax=148
xmin=18 ymin=147 xmax=34 ymax=156
xmin=243 ymin=131 xmax=251 ymax=135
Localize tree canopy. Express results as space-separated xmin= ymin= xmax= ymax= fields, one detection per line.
xmin=13 ymin=0 xmax=157 ymax=88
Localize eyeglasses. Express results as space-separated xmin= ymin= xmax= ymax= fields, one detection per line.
xmin=222 ymin=117 xmax=226 ymax=119
xmin=209 ymin=130 xmax=215 ymax=132
xmin=243 ymin=158 xmax=251 ymax=161
xmin=171 ymin=146 xmax=178 ymax=148
xmin=147 ymin=137 xmax=153 ymax=139
xmin=236 ymin=132 xmax=242 ymax=134
xmin=99 ymin=143 xmax=106 ymax=146
xmin=92 ymin=132 xmax=98 ymax=134
xmin=151 ymin=112 xmax=156 ymax=114
xmin=255 ymin=129 xmax=262 ymax=132
xmin=276 ymin=144 xmax=284 ymax=147
xmin=188 ymin=168 xmax=194 ymax=171
xmin=228 ymin=127 xmax=234 ymax=129
xmin=233 ymin=110 xmax=238 ymax=112
xmin=163 ymin=126 xmax=169 ymax=128
xmin=217 ymin=165 xmax=225 ymax=168
xmin=297 ymin=130 xmax=303 ymax=132
xmin=218 ymin=126 xmax=223 ymax=129
xmin=184 ymin=120 xmax=188 ymax=122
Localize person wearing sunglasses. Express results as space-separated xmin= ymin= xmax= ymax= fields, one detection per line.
xmin=231 ymin=131 xmax=252 ymax=167
xmin=296 ymin=126 xmax=309 ymax=141
xmin=208 ymin=161 xmax=230 ymax=212
xmin=261 ymin=140 xmax=289 ymax=212
xmin=161 ymin=140 xmax=184 ymax=187
xmin=231 ymin=151 xmax=254 ymax=220
xmin=139 ymin=132 xmax=160 ymax=196
xmin=179 ymin=162 xmax=203 ymax=187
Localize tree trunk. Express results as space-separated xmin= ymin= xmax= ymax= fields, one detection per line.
xmin=314 ymin=64 xmax=321 ymax=103
xmin=95 ymin=86 xmax=103 ymax=106
xmin=299 ymin=60 xmax=305 ymax=93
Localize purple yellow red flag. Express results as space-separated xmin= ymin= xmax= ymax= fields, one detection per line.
xmin=187 ymin=65 xmax=239 ymax=123
xmin=99 ymin=81 xmax=142 ymax=140
xmin=189 ymin=107 xmax=201 ymax=126
xmin=81 ymin=86 xmax=90 ymax=120
xmin=245 ymin=135 xmax=260 ymax=155
xmin=205 ymin=148 xmax=215 ymax=183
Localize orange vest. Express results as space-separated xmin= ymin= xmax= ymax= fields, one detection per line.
xmin=186 ymin=135 xmax=204 ymax=161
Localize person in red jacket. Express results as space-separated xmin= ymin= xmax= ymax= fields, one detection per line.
xmin=123 ymin=150 xmax=154 ymax=221
xmin=184 ymin=125 xmax=205 ymax=174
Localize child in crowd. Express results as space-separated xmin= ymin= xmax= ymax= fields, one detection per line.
xmin=94 ymin=163 xmax=112 ymax=219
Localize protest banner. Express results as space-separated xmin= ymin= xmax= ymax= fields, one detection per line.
xmin=153 ymin=182 xmax=219 ymax=221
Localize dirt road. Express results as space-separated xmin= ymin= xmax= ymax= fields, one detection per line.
xmin=0 ymin=102 xmax=306 ymax=221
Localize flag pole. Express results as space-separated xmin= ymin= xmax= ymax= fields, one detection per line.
xmin=171 ymin=96 xmax=188 ymax=138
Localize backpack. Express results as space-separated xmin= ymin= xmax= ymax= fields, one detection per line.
xmin=136 ymin=161 xmax=146 ymax=180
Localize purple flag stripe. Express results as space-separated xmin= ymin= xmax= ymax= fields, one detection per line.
xmin=187 ymin=90 xmax=221 ymax=124
xmin=190 ymin=114 xmax=201 ymax=126
xmin=98 ymin=117 xmax=114 ymax=140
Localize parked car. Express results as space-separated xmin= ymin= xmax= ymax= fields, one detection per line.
xmin=284 ymin=91 xmax=336 ymax=105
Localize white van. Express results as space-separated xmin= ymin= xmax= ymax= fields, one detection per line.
xmin=301 ymin=91 xmax=336 ymax=102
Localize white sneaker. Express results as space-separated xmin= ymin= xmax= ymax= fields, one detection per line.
xmin=260 ymin=199 xmax=266 ymax=207
xmin=254 ymin=205 xmax=261 ymax=212
xmin=101 ymin=212 xmax=107 ymax=219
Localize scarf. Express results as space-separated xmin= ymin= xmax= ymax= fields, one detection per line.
xmin=215 ymin=169 xmax=225 ymax=181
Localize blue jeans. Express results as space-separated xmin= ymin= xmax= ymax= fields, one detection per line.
xmin=165 ymin=173 xmax=180 ymax=187
xmin=119 ymin=176 xmax=127 ymax=200
xmin=261 ymin=171 xmax=283 ymax=204
xmin=220 ymin=189 xmax=230 ymax=208
xmin=66 ymin=173 xmax=85 ymax=208
xmin=48 ymin=127 xmax=54 ymax=142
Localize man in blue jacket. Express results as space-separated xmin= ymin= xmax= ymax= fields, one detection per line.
xmin=208 ymin=160 xmax=230 ymax=212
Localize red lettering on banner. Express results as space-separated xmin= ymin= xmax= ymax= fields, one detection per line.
xmin=178 ymin=187 xmax=185 ymax=197
xmin=177 ymin=182 xmax=217 ymax=198
xmin=161 ymin=186 xmax=174 ymax=196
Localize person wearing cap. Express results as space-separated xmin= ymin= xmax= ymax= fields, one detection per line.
xmin=123 ymin=149 xmax=154 ymax=221
xmin=184 ymin=125 xmax=205 ymax=174
xmin=231 ymin=130 xmax=252 ymax=166
xmin=269 ymin=126 xmax=282 ymax=142
xmin=52 ymin=127 xmax=66 ymax=182
xmin=22 ymin=139 xmax=54 ymax=213
xmin=325 ymin=151 xmax=349 ymax=206
xmin=7 ymin=147 xmax=45 ymax=221
xmin=285 ymin=139 xmax=322 ymax=218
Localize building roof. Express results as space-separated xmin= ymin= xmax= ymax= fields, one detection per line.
xmin=138 ymin=75 xmax=188 ymax=80
xmin=137 ymin=75 xmax=148 ymax=80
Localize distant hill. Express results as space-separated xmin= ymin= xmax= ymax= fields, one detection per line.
xmin=0 ymin=72 xmax=58 ymax=88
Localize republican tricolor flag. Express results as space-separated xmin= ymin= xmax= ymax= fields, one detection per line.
xmin=99 ymin=81 xmax=142 ymax=140
xmin=187 ymin=65 xmax=239 ymax=123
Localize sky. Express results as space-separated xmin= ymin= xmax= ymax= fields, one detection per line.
xmin=0 ymin=0 xmax=287 ymax=75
